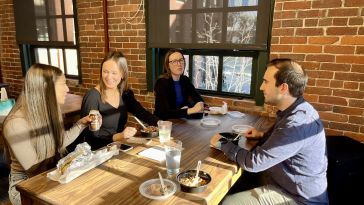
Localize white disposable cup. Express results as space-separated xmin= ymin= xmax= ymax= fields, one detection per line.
xmin=164 ymin=140 xmax=182 ymax=175
xmin=158 ymin=121 xmax=172 ymax=143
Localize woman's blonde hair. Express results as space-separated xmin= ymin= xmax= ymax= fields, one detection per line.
xmin=4 ymin=63 xmax=65 ymax=161
xmin=99 ymin=51 xmax=129 ymax=102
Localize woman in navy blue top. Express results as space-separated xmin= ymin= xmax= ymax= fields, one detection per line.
xmin=154 ymin=49 xmax=205 ymax=120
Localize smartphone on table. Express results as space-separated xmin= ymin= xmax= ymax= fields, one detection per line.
xmin=119 ymin=144 xmax=133 ymax=152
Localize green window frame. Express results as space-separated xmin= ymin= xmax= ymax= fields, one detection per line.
xmin=14 ymin=0 xmax=81 ymax=80
xmin=147 ymin=0 xmax=275 ymax=105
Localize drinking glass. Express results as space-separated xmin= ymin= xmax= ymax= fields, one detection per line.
xmin=158 ymin=120 xmax=172 ymax=143
xmin=164 ymin=140 xmax=182 ymax=175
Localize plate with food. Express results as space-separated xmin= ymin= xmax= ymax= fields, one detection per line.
xmin=177 ymin=170 xmax=211 ymax=193
xmin=139 ymin=178 xmax=177 ymax=200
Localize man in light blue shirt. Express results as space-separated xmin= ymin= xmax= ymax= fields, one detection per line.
xmin=211 ymin=58 xmax=328 ymax=205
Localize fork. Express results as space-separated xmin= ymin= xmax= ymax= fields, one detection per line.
xmin=158 ymin=172 xmax=166 ymax=195
xmin=233 ymin=133 xmax=243 ymax=141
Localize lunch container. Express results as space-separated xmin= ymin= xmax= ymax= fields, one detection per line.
xmin=140 ymin=126 xmax=159 ymax=138
xmin=177 ymin=170 xmax=211 ymax=193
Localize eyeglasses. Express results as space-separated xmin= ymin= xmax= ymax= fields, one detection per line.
xmin=169 ymin=58 xmax=185 ymax=65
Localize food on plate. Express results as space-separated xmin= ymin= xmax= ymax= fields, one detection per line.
xmin=59 ymin=153 xmax=81 ymax=175
xmin=56 ymin=142 xmax=92 ymax=175
xmin=142 ymin=126 xmax=158 ymax=133
xmin=179 ymin=175 xmax=209 ymax=187
xmin=147 ymin=183 xmax=171 ymax=196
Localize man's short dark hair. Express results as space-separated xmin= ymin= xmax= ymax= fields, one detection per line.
xmin=268 ymin=58 xmax=308 ymax=97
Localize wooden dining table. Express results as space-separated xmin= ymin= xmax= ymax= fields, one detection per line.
xmin=16 ymin=113 xmax=273 ymax=205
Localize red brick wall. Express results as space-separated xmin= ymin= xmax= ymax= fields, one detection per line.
xmin=271 ymin=0 xmax=364 ymax=141
xmin=0 ymin=0 xmax=23 ymax=97
xmin=0 ymin=0 xmax=363 ymax=142
xmin=75 ymin=0 xmax=154 ymax=110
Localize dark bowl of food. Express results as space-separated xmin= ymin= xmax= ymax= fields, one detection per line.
xmin=177 ymin=170 xmax=211 ymax=193
xmin=140 ymin=126 xmax=159 ymax=138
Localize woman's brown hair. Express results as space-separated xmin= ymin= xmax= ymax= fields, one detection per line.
xmin=99 ymin=51 xmax=129 ymax=102
xmin=161 ymin=49 xmax=185 ymax=78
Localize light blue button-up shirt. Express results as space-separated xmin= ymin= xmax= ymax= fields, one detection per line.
xmin=222 ymin=97 xmax=328 ymax=205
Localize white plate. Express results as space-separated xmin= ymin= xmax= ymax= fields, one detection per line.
xmin=232 ymin=124 xmax=253 ymax=134
xmin=208 ymin=107 xmax=222 ymax=115
xmin=139 ymin=178 xmax=177 ymax=200
xmin=201 ymin=118 xmax=221 ymax=128
xmin=227 ymin=111 xmax=246 ymax=119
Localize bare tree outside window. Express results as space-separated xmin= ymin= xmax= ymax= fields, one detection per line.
xmin=183 ymin=55 xmax=189 ymax=76
xmin=197 ymin=0 xmax=223 ymax=8
xmin=147 ymin=0 xmax=273 ymax=103
xmin=228 ymin=0 xmax=258 ymax=7
xmin=196 ymin=12 xmax=222 ymax=43
xmin=193 ymin=55 xmax=219 ymax=91
xmin=227 ymin=11 xmax=257 ymax=44
xmin=222 ymin=56 xmax=252 ymax=94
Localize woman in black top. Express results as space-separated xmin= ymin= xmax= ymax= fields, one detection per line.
xmin=70 ymin=51 xmax=159 ymax=150
xmin=154 ymin=49 xmax=204 ymax=120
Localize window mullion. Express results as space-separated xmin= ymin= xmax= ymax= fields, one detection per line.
xmin=221 ymin=0 xmax=227 ymax=44
xmin=62 ymin=49 xmax=68 ymax=75
xmin=217 ymin=55 xmax=223 ymax=92
xmin=44 ymin=0 xmax=52 ymax=42
xmin=188 ymin=53 xmax=192 ymax=78
xmin=192 ymin=0 xmax=196 ymax=44
xmin=47 ymin=48 xmax=51 ymax=65
xmin=61 ymin=0 xmax=68 ymax=42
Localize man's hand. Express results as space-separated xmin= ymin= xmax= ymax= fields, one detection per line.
xmin=210 ymin=133 xmax=223 ymax=149
xmin=245 ymin=128 xmax=264 ymax=140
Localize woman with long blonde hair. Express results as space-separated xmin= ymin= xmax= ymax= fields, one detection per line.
xmin=3 ymin=64 xmax=91 ymax=205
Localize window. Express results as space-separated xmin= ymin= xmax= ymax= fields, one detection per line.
xmin=147 ymin=0 xmax=274 ymax=105
xmin=14 ymin=0 xmax=80 ymax=79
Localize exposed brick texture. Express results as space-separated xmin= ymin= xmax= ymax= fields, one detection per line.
xmin=0 ymin=0 xmax=22 ymax=97
xmin=1 ymin=0 xmax=363 ymax=142
xmin=271 ymin=0 xmax=364 ymax=141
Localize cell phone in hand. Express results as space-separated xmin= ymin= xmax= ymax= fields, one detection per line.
xmin=119 ymin=144 xmax=133 ymax=152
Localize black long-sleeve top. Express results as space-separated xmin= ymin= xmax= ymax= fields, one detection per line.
xmin=79 ymin=88 xmax=159 ymax=150
xmin=154 ymin=75 xmax=204 ymax=120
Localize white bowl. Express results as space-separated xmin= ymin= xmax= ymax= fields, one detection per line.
xmin=139 ymin=178 xmax=177 ymax=200
xmin=232 ymin=124 xmax=253 ymax=134
xmin=200 ymin=118 xmax=221 ymax=128
xmin=227 ymin=111 xmax=245 ymax=119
